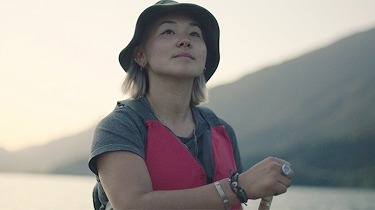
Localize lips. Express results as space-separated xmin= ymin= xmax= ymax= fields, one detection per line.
xmin=173 ymin=52 xmax=194 ymax=59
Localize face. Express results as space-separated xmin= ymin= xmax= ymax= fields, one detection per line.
xmin=135 ymin=13 xmax=207 ymax=81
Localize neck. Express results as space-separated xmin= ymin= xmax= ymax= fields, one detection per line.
xmin=146 ymin=77 xmax=195 ymax=136
xmin=146 ymin=86 xmax=192 ymax=121
xmin=149 ymin=75 xmax=193 ymax=111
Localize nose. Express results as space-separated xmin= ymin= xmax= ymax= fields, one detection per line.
xmin=176 ymin=36 xmax=191 ymax=48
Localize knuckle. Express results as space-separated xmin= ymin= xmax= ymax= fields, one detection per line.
xmin=266 ymin=156 xmax=277 ymax=162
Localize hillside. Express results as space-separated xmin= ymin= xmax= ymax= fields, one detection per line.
xmin=0 ymin=128 xmax=94 ymax=174
xmin=1 ymin=27 xmax=374 ymax=188
xmin=207 ymin=27 xmax=375 ymax=187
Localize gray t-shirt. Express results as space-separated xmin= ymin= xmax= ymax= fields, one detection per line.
xmin=89 ymin=98 xmax=243 ymax=209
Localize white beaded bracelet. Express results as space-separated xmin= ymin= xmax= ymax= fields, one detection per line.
xmin=214 ymin=181 xmax=230 ymax=210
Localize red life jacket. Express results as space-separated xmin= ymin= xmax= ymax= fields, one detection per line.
xmin=122 ymin=99 xmax=241 ymax=209
xmin=145 ymin=119 xmax=237 ymax=190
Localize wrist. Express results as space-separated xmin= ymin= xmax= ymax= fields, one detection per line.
xmin=214 ymin=181 xmax=230 ymax=210
xmin=229 ymin=170 xmax=248 ymax=206
xmin=218 ymin=179 xmax=241 ymax=208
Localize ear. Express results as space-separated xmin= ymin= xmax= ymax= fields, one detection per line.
xmin=134 ymin=47 xmax=147 ymax=68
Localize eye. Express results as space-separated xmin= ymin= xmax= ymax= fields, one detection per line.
xmin=190 ymin=31 xmax=201 ymax=38
xmin=161 ymin=29 xmax=175 ymax=35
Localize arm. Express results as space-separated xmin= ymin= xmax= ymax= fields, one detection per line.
xmin=97 ymin=151 xmax=238 ymax=209
xmin=97 ymin=151 xmax=293 ymax=209
xmin=219 ymin=120 xmax=294 ymax=199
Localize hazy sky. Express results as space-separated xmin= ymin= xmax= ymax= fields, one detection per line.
xmin=1 ymin=0 xmax=375 ymax=151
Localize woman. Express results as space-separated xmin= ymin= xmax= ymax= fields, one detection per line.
xmin=89 ymin=1 xmax=294 ymax=209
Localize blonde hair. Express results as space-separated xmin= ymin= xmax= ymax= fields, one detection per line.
xmin=121 ymin=61 xmax=208 ymax=106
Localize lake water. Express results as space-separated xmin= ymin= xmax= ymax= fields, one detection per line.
xmin=1 ymin=172 xmax=374 ymax=210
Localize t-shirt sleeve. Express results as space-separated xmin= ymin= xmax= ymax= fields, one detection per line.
xmin=219 ymin=118 xmax=244 ymax=173
xmin=88 ymin=105 xmax=147 ymax=175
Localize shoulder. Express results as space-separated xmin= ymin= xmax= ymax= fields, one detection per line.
xmin=195 ymin=105 xmax=236 ymax=139
xmin=218 ymin=118 xmax=235 ymax=134
xmin=97 ymin=98 xmax=152 ymax=131
xmin=89 ymin=99 xmax=150 ymax=175
xmin=195 ymin=105 xmax=221 ymax=126
xmin=195 ymin=106 xmax=233 ymax=128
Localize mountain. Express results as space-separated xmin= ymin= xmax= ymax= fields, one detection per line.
xmin=1 ymin=27 xmax=374 ymax=187
xmin=0 ymin=128 xmax=94 ymax=175
xmin=207 ymin=27 xmax=375 ymax=187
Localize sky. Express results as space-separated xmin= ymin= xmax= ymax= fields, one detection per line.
xmin=1 ymin=0 xmax=375 ymax=152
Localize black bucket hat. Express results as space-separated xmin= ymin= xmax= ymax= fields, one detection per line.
xmin=118 ymin=0 xmax=220 ymax=81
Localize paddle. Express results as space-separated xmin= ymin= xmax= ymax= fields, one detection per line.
xmin=258 ymin=196 xmax=273 ymax=210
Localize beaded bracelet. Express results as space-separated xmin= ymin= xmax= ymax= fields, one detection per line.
xmin=229 ymin=170 xmax=248 ymax=206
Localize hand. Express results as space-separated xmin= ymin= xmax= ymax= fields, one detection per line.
xmin=239 ymin=157 xmax=294 ymax=200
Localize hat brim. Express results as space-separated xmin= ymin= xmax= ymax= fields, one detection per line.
xmin=119 ymin=3 xmax=220 ymax=82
